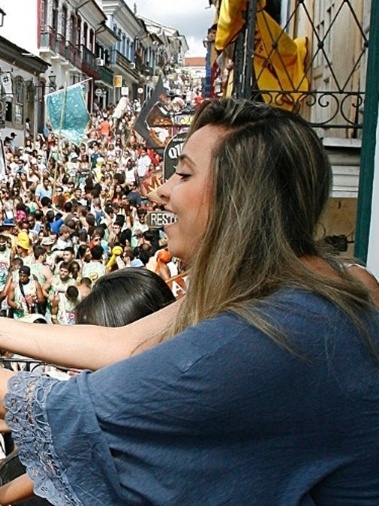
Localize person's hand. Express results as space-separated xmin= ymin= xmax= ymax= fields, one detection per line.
xmin=25 ymin=295 xmax=34 ymax=306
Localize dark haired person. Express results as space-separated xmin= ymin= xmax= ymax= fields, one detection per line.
xmin=7 ymin=266 xmax=44 ymax=320
xmin=51 ymin=285 xmax=80 ymax=325
xmin=30 ymin=245 xmax=52 ymax=302
xmin=75 ymin=268 xmax=175 ymax=327
xmin=0 ymin=268 xmax=175 ymax=504
xmin=34 ymin=178 xmax=52 ymax=207
xmin=82 ymin=244 xmax=106 ymax=283
xmin=0 ymin=99 xmax=379 ymax=503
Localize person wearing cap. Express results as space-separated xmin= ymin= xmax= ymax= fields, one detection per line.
xmin=40 ymin=236 xmax=60 ymax=273
xmin=40 ymin=237 xmax=55 ymax=248
xmin=35 ymin=153 xmax=47 ymax=173
xmin=15 ymin=232 xmax=32 ymax=266
xmin=66 ymin=153 xmax=79 ymax=181
xmin=7 ymin=265 xmax=44 ymax=320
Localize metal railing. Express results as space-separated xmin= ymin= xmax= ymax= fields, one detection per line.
xmin=231 ymin=0 xmax=370 ymax=133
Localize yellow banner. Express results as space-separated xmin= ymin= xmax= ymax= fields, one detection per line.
xmin=254 ymin=9 xmax=309 ymax=109
xmin=215 ymin=0 xmax=248 ymax=51
xmin=215 ymin=0 xmax=308 ymax=109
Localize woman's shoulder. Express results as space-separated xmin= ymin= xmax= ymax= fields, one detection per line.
xmin=345 ymin=263 xmax=379 ymax=308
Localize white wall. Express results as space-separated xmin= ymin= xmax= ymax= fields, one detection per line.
xmin=366 ymin=101 xmax=379 ymax=278
xmin=1 ymin=1 xmax=38 ymax=55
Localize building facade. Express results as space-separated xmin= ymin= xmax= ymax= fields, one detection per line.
xmin=0 ymin=0 xmax=188 ymax=140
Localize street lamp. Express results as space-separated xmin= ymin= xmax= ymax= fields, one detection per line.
xmin=0 ymin=9 xmax=6 ymax=28
xmin=48 ymin=72 xmax=57 ymax=91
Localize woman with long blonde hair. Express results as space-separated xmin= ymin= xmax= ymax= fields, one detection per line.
xmin=0 ymin=99 xmax=378 ymax=504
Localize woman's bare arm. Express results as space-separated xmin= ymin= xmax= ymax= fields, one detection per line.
xmin=0 ymin=473 xmax=35 ymax=504
xmin=0 ymin=299 xmax=181 ymax=371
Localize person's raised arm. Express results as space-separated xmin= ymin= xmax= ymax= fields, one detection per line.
xmin=0 ymin=298 xmax=182 ymax=371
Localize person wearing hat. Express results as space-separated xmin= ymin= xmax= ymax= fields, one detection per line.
xmin=66 ymin=153 xmax=79 ymax=181
xmin=15 ymin=232 xmax=32 ymax=266
xmin=7 ymin=265 xmax=44 ymax=320
xmin=40 ymin=236 xmax=60 ymax=273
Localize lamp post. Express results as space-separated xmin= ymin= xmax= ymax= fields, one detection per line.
xmin=33 ymin=72 xmax=57 ymax=138
xmin=47 ymin=72 xmax=57 ymax=91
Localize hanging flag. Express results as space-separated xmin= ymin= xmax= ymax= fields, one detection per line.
xmin=45 ymin=83 xmax=90 ymax=146
xmin=0 ymin=72 xmax=13 ymax=101
xmin=254 ymin=7 xmax=309 ymax=109
xmin=215 ymin=0 xmax=248 ymax=51
xmin=134 ymin=76 xmax=171 ymax=150
xmin=215 ymin=0 xmax=309 ymax=109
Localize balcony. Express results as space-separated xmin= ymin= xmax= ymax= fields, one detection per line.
xmin=111 ymin=49 xmax=137 ymax=75
xmin=65 ymin=41 xmax=81 ymax=68
xmin=80 ymin=45 xmax=99 ymax=79
xmin=56 ymin=34 xmax=69 ymax=64
xmin=39 ymin=25 xmax=58 ymax=55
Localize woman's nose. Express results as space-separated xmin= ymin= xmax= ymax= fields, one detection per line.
xmin=149 ymin=176 xmax=174 ymax=205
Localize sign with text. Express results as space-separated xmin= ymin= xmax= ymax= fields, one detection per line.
xmin=113 ymin=75 xmax=122 ymax=87
xmin=146 ymin=211 xmax=176 ymax=229
xmin=166 ymin=272 xmax=189 ymax=299
xmin=163 ymin=131 xmax=187 ymax=181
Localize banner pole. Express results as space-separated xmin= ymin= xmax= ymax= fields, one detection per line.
xmin=53 ymin=73 xmax=68 ymax=197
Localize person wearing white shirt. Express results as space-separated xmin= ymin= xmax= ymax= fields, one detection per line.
xmin=136 ymin=149 xmax=151 ymax=185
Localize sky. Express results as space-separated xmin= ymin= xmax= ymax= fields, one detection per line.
xmin=125 ymin=0 xmax=216 ymax=57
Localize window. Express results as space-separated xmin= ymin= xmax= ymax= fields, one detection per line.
xmin=83 ymin=23 xmax=88 ymax=47
xmin=77 ymin=17 xmax=81 ymax=46
xmin=70 ymin=15 xmax=76 ymax=44
xmin=89 ymin=29 xmax=94 ymax=51
xmin=52 ymin=0 xmax=58 ymax=32
xmin=14 ymin=77 xmax=24 ymax=125
xmin=61 ymin=6 xmax=67 ymax=38
xmin=41 ymin=0 xmax=48 ymax=29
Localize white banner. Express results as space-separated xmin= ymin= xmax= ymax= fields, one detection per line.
xmin=0 ymin=72 xmax=13 ymax=100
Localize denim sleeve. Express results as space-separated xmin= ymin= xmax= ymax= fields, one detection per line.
xmin=4 ymin=372 xmax=83 ymax=505
xmin=4 ymin=370 xmax=123 ymax=505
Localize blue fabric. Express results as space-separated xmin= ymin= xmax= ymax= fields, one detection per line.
xmin=50 ymin=218 xmax=64 ymax=235
xmin=45 ymin=84 xmax=90 ymax=146
xmin=5 ymin=289 xmax=379 ymax=505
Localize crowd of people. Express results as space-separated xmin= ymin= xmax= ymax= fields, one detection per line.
xmin=0 ymin=101 xmax=181 ymax=324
